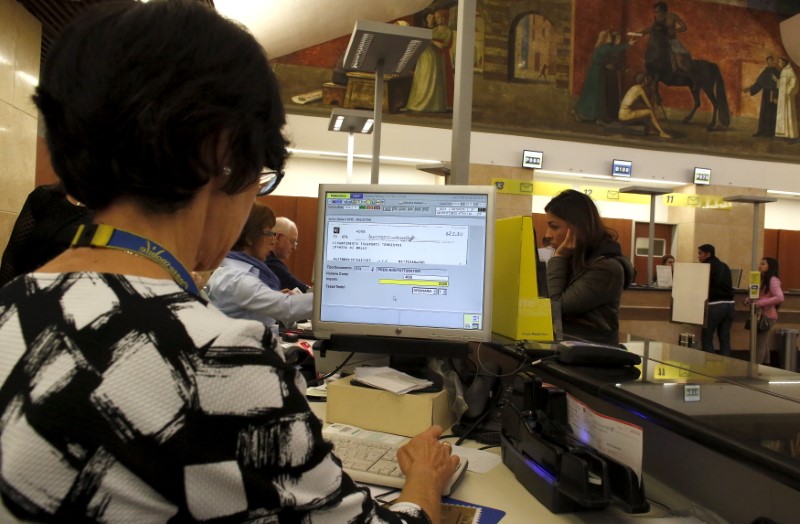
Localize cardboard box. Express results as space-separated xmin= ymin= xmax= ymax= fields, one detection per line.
xmin=326 ymin=376 xmax=455 ymax=437
xmin=492 ymin=216 xmax=554 ymax=341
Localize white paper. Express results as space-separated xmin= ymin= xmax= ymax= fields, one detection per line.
xmin=566 ymin=394 xmax=643 ymax=482
xmin=353 ymin=366 xmax=433 ymax=394
xmin=323 ymin=422 xmax=407 ymax=445
xmin=655 ymin=265 xmax=673 ymax=288
xmin=451 ymin=445 xmax=502 ymax=474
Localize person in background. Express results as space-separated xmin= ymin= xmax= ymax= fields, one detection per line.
xmin=0 ymin=2 xmax=457 ymax=522
xmin=267 ymin=216 xmax=311 ymax=292
xmin=0 ymin=183 xmax=91 ymax=287
xmin=653 ymin=254 xmax=675 ymax=286
xmin=207 ymin=203 xmax=313 ymax=326
xmin=544 ymin=189 xmax=634 ymax=345
xmin=745 ymin=257 xmax=784 ymax=364
xmin=697 ymin=244 xmax=735 ymax=355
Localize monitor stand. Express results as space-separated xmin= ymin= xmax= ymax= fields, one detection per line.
xmin=319 ymin=334 xmax=472 ymax=393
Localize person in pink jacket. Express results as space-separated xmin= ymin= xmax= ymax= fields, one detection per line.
xmin=746 ymin=257 xmax=784 ymax=364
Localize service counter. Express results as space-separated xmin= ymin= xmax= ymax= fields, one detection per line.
xmin=314 ymin=332 xmax=800 ymax=522
xmin=619 ymin=287 xmax=800 ymax=353
xmin=524 ymin=337 xmax=800 ymax=523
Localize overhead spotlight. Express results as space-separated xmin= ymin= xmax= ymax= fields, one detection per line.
xmin=344 ymin=20 xmax=431 ymax=74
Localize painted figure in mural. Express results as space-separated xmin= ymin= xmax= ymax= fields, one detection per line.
xmin=742 ymin=56 xmax=781 ymax=137
xmin=618 ymin=73 xmax=672 ymax=139
xmin=433 ymin=9 xmax=455 ymax=108
xmin=639 ymin=1 xmax=691 ymax=77
xmin=572 ymin=30 xmax=616 ymax=123
xmin=536 ymin=64 xmax=549 ymax=81
xmin=775 ymin=56 xmax=799 ymax=140
xmin=572 ymin=29 xmax=633 ymax=123
xmin=605 ymin=32 xmax=635 ymax=121
xmin=404 ymin=11 xmax=448 ymax=112
xmin=633 ymin=6 xmax=730 ymax=132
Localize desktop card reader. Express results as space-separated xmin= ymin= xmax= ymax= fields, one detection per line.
xmin=500 ymin=371 xmax=648 ymax=514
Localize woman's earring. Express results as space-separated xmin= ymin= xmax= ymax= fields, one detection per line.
xmin=222 ymin=166 xmax=232 ymax=176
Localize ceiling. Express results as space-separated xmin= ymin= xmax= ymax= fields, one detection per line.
xmin=17 ymin=0 xmax=434 ymax=66
xmin=16 ymin=0 xmax=215 ymax=64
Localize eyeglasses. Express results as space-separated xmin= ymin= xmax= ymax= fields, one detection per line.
xmin=277 ymin=233 xmax=299 ymax=247
xmin=257 ymin=169 xmax=284 ymax=196
xmin=261 ymin=231 xmax=276 ymax=238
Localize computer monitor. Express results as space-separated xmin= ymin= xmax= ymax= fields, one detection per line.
xmin=312 ymin=184 xmax=496 ymax=370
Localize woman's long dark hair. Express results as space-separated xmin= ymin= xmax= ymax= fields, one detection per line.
xmin=544 ymin=189 xmax=616 ymax=274
xmin=760 ymin=257 xmax=779 ymax=291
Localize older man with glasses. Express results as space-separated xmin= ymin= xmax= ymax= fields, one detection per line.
xmin=267 ymin=216 xmax=312 ymax=293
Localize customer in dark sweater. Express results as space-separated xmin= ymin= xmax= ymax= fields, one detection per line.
xmin=544 ymin=190 xmax=635 ymax=345
xmin=698 ymin=243 xmax=735 ymax=355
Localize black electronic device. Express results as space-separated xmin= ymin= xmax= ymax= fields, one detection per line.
xmin=463 ymin=360 xmax=501 ymax=420
xmin=693 ymin=167 xmax=711 ymax=185
xmin=282 ymin=332 xmax=300 ymax=343
xmin=522 ymin=149 xmax=543 ymax=169
xmin=611 ymin=159 xmax=632 ymax=177
xmin=284 ymin=344 xmax=317 ymax=383
xmin=500 ymin=370 xmax=648 ymax=514
xmin=283 ymin=327 xmax=319 ymax=340
xmin=554 ymin=341 xmax=641 ymax=367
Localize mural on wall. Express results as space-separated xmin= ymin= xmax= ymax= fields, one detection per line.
xmin=271 ymin=0 xmax=800 ymax=163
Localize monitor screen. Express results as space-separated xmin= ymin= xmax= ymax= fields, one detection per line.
xmin=612 ymin=159 xmax=632 ymax=177
xmin=522 ymin=150 xmax=543 ymax=169
xmin=312 ymin=184 xmax=495 ymax=344
xmin=694 ymin=167 xmax=711 ymax=185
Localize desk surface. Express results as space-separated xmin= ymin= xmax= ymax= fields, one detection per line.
xmin=308 ymin=401 xmax=703 ymax=523
xmin=311 ymin=332 xmax=800 ymax=521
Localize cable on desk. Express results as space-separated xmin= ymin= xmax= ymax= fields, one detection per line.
xmin=306 ymin=354 xmax=397 ymax=388
xmin=306 ymin=352 xmax=355 ymax=387
xmin=474 ymin=341 xmax=530 ymax=378
xmin=451 ymin=422 xmax=501 ymax=446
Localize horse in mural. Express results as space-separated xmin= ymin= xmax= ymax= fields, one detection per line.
xmin=644 ymin=23 xmax=730 ymax=131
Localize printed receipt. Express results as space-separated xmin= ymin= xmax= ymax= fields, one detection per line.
xmin=566 ymin=394 xmax=643 ymax=481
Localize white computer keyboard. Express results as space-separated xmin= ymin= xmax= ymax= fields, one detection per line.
xmin=323 ymin=424 xmax=467 ymax=495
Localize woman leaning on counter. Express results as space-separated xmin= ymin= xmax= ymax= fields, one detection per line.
xmin=544 ymin=190 xmax=635 ymax=345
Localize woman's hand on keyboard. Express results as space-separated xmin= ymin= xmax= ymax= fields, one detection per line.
xmin=395 ymin=425 xmax=460 ymax=522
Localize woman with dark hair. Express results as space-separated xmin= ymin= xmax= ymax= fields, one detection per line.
xmin=544 ymin=189 xmax=634 ymax=344
xmin=0 ymin=2 xmax=456 ymax=522
xmin=746 ymin=257 xmax=784 ymax=364
xmin=207 ymin=202 xmax=313 ymax=328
